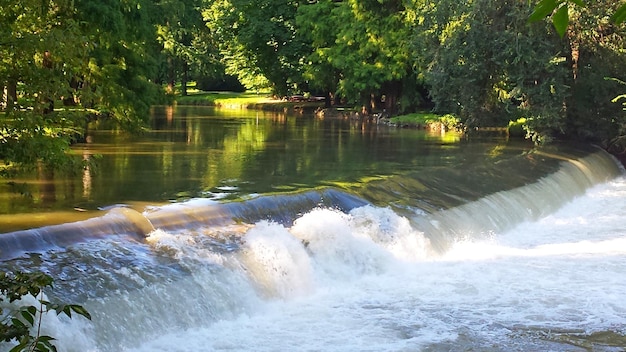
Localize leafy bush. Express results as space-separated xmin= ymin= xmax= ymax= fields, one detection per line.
xmin=0 ymin=271 xmax=91 ymax=352
xmin=508 ymin=118 xmax=528 ymax=138
xmin=389 ymin=112 xmax=460 ymax=130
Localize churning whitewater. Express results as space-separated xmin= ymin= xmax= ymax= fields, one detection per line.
xmin=30 ymin=175 xmax=626 ymax=352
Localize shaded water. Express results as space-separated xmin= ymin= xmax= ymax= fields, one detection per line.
xmin=1 ymin=106 xmax=625 ymax=351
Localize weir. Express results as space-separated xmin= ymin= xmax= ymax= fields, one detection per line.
xmin=145 ymin=188 xmax=369 ymax=230
xmin=0 ymin=208 xmax=154 ymax=261
xmin=0 ymin=144 xmax=622 ymax=261
xmin=401 ymin=148 xmax=624 ymax=251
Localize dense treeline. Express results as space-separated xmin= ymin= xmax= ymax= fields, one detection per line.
xmin=1 ymin=0 xmax=625 ymax=169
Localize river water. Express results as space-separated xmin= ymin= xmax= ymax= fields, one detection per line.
xmin=1 ymin=106 xmax=625 ymax=351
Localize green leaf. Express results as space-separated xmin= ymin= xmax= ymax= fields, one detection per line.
xmin=11 ymin=318 xmax=27 ymax=329
xmin=9 ymin=338 xmax=30 ymax=352
xmin=36 ymin=335 xmax=57 ymax=352
xmin=612 ymin=3 xmax=626 ymax=24
xmin=529 ymin=0 xmax=559 ymax=22
xmin=19 ymin=310 xmax=35 ymax=326
xmin=68 ymin=305 xmax=92 ymax=320
xmin=552 ymin=4 xmax=569 ymax=38
xmin=61 ymin=305 xmax=72 ymax=318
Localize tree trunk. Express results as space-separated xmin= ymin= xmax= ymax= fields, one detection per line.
xmin=382 ymin=80 xmax=401 ymax=115
xmin=181 ymin=61 xmax=188 ymax=96
xmin=42 ymin=51 xmax=55 ymax=115
xmin=6 ymin=79 xmax=17 ymax=111
xmin=167 ymin=56 xmax=176 ymax=95
xmin=369 ymin=93 xmax=377 ymax=112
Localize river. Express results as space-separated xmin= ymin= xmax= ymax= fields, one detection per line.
xmin=0 ymin=106 xmax=625 ymax=351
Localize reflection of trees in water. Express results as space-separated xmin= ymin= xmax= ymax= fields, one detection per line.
xmin=0 ymin=108 xmax=466 ymax=219
xmin=38 ymin=166 xmax=56 ymax=207
xmin=82 ymin=151 xmax=92 ymax=199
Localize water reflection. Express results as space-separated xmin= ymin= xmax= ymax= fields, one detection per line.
xmin=1 ymin=105 xmax=517 ymax=232
xmin=82 ymin=150 xmax=92 ymax=200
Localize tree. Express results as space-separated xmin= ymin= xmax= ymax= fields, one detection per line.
xmin=412 ymin=0 xmax=571 ymax=140
xmin=73 ymin=0 xmax=165 ymax=129
xmin=295 ymin=0 xmax=341 ymax=106
xmin=156 ymin=0 xmax=216 ymax=96
xmin=204 ymin=0 xmax=305 ymax=96
xmin=0 ymin=0 xmax=167 ymax=170
xmin=529 ymin=0 xmax=626 ymax=149
xmin=529 ymin=0 xmax=626 ymax=37
xmin=0 ymin=0 xmax=93 ymax=168
xmin=297 ymin=0 xmax=417 ymax=114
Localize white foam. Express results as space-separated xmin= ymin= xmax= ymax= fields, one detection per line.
xmin=58 ymin=177 xmax=626 ymax=351
xmin=237 ymin=221 xmax=314 ymax=298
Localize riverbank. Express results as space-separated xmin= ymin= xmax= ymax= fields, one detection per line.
xmin=175 ymin=91 xmax=324 ymax=114
xmin=174 ymin=90 xmax=460 ymax=130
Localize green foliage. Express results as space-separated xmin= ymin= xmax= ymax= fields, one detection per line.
xmin=297 ymin=0 xmax=415 ymax=112
xmin=508 ymin=118 xmax=528 ymax=138
xmin=0 ymin=271 xmax=91 ymax=352
xmin=529 ymin=0 xmax=626 ymax=36
xmin=563 ymin=1 xmax=626 ymax=148
xmin=0 ymin=0 xmax=91 ymax=168
xmin=296 ymin=0 xmax=340 ymax=97
xmin=74 ymin=0 xmax=167 ymax=123
xmin=0 ymin=0 xmax=170 ymax=170
xmin=204 ymin=0 xmax=305 ymax=96
xmin=175 ymin=91 xmax=275 ymax=107
xmin=155 ymin=0 xmax=216 ymax=96
xmin=613 ymin=3 xmax=626 ymax=24
xmin=528 ymin=0 xmax=584 ymax=38
xmin=390 ymin=112 xmax=459 ymax=130
xmin=2 ymin=0 xmax=624 ymax=166
xmin=526 ymin=0 xmax=626 ymax=148
xmin=610 ymin=78 xmax=626 ymax=110
xmin=414 ymin=0 xmax=570 ymax=142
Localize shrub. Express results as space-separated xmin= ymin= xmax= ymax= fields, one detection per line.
xmin=0 ymin=271 xmax=91 ymax=352
xmin=508 ymin=118 xmax=528 ymax=138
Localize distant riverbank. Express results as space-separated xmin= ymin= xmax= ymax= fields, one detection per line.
xmin=174 ymin=90 xmax=462 ymax=131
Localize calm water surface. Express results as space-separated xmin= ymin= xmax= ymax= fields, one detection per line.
xmin=0 ymin=105 xmax=522 ymax=232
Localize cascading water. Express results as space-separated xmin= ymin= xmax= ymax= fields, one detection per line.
xmin=1 ymin=145 xmax=625 ymax=351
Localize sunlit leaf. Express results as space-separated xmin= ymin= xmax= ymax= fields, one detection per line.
xmin=611 ymin=94 xmax=626 ymax=103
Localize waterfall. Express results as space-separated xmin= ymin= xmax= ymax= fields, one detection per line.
xmin=410 ymin=149 xmax=624 ymax=251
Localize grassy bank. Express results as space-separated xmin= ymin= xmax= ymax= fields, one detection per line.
xmin=387 ymin=112 xmax=460 ymax=130
xmin=175 ymin=90 xmax=327 ymax=113
xmin=176 ymin=91 xmax=275 ymax=107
